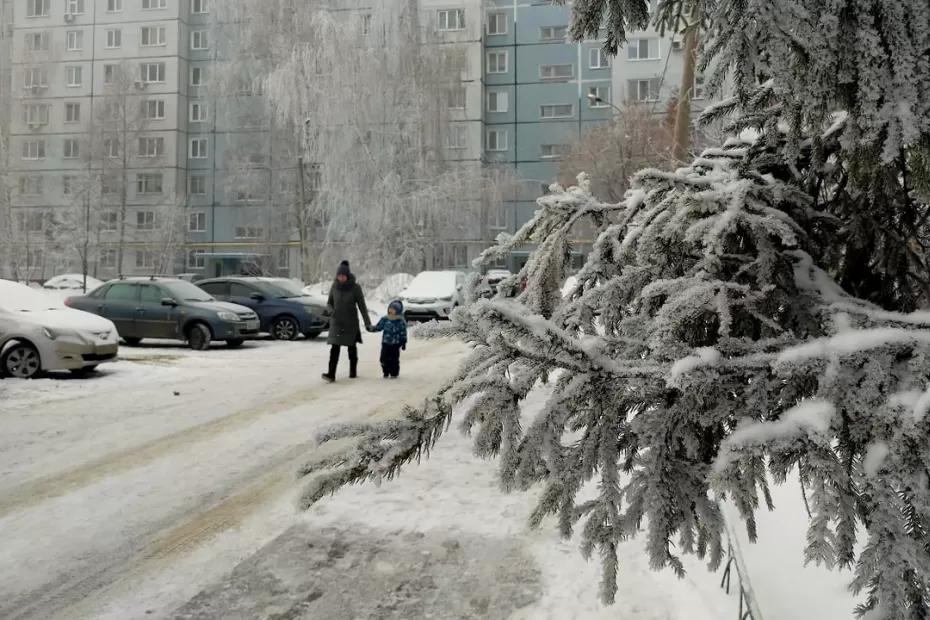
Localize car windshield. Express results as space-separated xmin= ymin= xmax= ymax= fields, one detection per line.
xmin=260 ymin=279 xmax=305 ymax=299
xmin=0 ymin=283 xmax=62 ymax=312
xmin=161 ymin=280 xmax=214 ymax=302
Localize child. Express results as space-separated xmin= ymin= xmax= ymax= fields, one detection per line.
xmin=369 ymin=300 xmax=407 ymax=379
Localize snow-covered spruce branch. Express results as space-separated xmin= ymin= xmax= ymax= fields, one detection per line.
xmin=301 ymin=126 xmax=930 ymax=615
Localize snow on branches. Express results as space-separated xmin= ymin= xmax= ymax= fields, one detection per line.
xmin=300 ymin=138 xmax=930 ymax=617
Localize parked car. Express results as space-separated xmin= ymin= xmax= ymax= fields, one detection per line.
xmin=0 ymin=280 xmax=119 ymax=378
xmin=399 ymin=271 xmax=465 ymax=321
xmin=196 ymin=277 xmax=329 ymax=340
xmin=43 ymin=274 xmax=105 ymax=293
xmin=477 ymin=269 xmax=514 ymax=298
xmin=65 ymin=277 xmax=260 ymax=350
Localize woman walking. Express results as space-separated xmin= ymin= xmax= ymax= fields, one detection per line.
xmin=322 ymin=260 xmax=372 ymax=382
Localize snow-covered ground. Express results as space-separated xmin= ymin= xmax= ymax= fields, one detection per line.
xmin=0 ymin=329 xmax=857 ymax=619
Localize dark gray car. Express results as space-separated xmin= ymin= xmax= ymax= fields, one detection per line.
xmin=65 ymin=277 xmax=260 ymax=350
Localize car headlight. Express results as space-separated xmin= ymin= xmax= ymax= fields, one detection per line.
xmin=217 ymin=311 xmax=239 ymax=322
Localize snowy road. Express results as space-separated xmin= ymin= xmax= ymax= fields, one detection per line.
xmin=0 ymin=336 xmax=465 ymax=619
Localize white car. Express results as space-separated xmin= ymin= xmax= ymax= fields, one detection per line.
xmin=0 ymin=280 xmax=119 ymax=378
xmin=399 ymin=271 xmax=465 ymax=321
xmin=42 ymin=273 xmax=105 ymax=293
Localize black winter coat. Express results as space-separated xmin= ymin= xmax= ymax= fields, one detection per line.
xmin=326 ymin=275 xmax=371 ymax=346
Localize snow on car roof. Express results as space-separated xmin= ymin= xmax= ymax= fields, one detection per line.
xmin=402 ymin=271 xmax=460 ymax=297
xmin=0 ymin=280 xmax=64 ymax=312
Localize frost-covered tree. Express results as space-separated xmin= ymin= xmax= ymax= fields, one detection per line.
xmin=298 ymin=1 xmax=930 ymax=618
xmin=213 ymin=0 xmax=508 ymax=281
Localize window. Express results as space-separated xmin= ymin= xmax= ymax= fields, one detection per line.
xmin=190 ymin=102 xmax=207 ymax=122
xmin=487 ymin=50 xmax=508 ymax=74
xmin=486 ymin=128 xmax=507 ymax=152
xmin=138 ymin=136 xmax=164 ymax=157
xmin=135 ymin=250 xmax=155 ymax=270
xmin=104 ymin=138 xmax=120 ymax=158
xmin=627 ymin=38 xmax=661 ymax=60
xmin=107 ymin=0 xmax=122 ymax=11
xmin=64 ymin=139 xmax=80 ymax=158
xmin=103 ymin=64 xmax=117 ymax=84
xmin=234 ymin=226 xmax=262 ymax=239
xmin=19 ymin=175 xmax=43 ymax=195
xmin=189 ymin=137 xmax=208 ymax=158
xmin=191 ymin=30 xmax=208 ymax=50
xmin=540 ymin=104 xmax=573 ymax=118
xmin=22 ymin=140 xmax=46 ymax=159
xmin=26 ymin=248 xmax=45 ymax=269
xmin=437 ymin=9 xmax=465 ymax=31
xmin=446 ymin=125 xmax=467 ymax=150
xmin=487 ymin=90 xmax=508 ymax=113
xmin=628 ymin=78 xmax=662 ymax=102
xmin=62 ymin=176 xmax=75 ymax=194
xmin=588 ymin=86 xmax=610 ymax=107
xmin=106 ymin=29 xmax=121 ymax=48
xmin=235 ymin=189 xmax=259 ymax=202
xmin=66 ymin=30 xmax=83 ymax=51
xmin=105 ymin=283 xmax=138 ymax=300
xmin=25 ymin=31 xmax=49 ymax=51
xmin=104 ymin=101 xmax=121 ymax=119
xmin=142 ymin=99 xmax=166 ymax=120
xmin=65 ymin=102 xmax=81 ymax=122
xmin=540 ymin=64 xmax=573 ymax=80
xmin=447 ymin=86 xmax=466 ymax=109
xmin=66 ymin=0 xmax=84 ymax=14
xmin=590 ymin=47 xmax=610 ymax=69
xmin=693 ymin=73 xmax=706 ymax=100
xmin=191 ymin=0 xmax=208 ymax=13
xmin=140 ymin=284 xmax=165 ymax=303
xmin=18 ymin=211 xmax=45 ymax=233
xmin=101 ymin=175 xmax=118 ymax=194
xmin=141 ymin=26 xmax=166 ymax=46
xmin=540 ymin=25 xmax=568 ymax=41
xmin=540 ymin=144 xmax=567 ymax=159
xmin=66 ymin=65 xmax=83 ymax=87
xmin=487 ymin=12 xmax=507 ymax=35
xmin=23 ymin=103 xmax=49 ymax=125
xmin=140 ymin=62 xmax=165 ymax=83
xmin=23 ymin=67 xmax=48 ymax=89
xmin=189 ymin=174 xmax=206 ymax=195
xmin=100 ymin=211 xmax=119 ymax=231
xmin=142 ymin=0 xmax=166 ymax=9
xmin=187 ymin=250 xmax=206 ymax=269
xmin=26 ymin=0 xmax=49 ymax=17
xmin=190 ymin=66 xmax=205 ymax=86
xmin=188 ymin=211 xmax=206 ymax=232
xmin=99 ymin=249 xmax=117 ymax=268
xmin=487 ymin=205 xmax=507 ymax=230
xmin=136 ymin=173 xmax=163 ymax=195
xmin=360 ymin=13 xmax=372 ymax=35
xmin=136 ymin=211 xmax=155 ymax=230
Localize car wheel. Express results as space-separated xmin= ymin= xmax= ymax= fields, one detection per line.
xmin=123 ymin=337 xmax=143 ymax=346
xmin=2 ymin=342 xmax=42 ymax=379
xmin=187 ymin=323 xmax=212 ymax=351
xmin=226 ymin=339 xmax=244 ymax=349
xmin=271 ymin=316 xmax=300 ymax=341
xmin=70 ymin=365 xmax=98 ymax=377
xmin=303 ymin=330 xmax=322 ymax=340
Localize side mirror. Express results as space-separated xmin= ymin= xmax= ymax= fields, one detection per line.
xmin=161 ymin=298 xmax=178 ymax=307
xmin=250 ymin=292 xmax=265 ymax=301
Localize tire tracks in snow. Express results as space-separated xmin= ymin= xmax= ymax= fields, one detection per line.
xmin=1 ymin=338 xmax=463 ymax=620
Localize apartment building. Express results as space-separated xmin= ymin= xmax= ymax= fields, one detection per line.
xmin=477 ymin=1 xmax=611 ymax=268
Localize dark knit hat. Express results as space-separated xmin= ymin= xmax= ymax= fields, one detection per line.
xmin=336 ymin=260 xmax=351 ymax=277
xmin=388 ymin=300 xmax=404 ymax=315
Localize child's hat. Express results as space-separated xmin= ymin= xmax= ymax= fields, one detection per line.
xmin=388 ymin=300 xmax=404 ymax=314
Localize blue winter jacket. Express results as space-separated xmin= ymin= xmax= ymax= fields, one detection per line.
xmin=373 ymin=316 xmax=407 ymax=346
